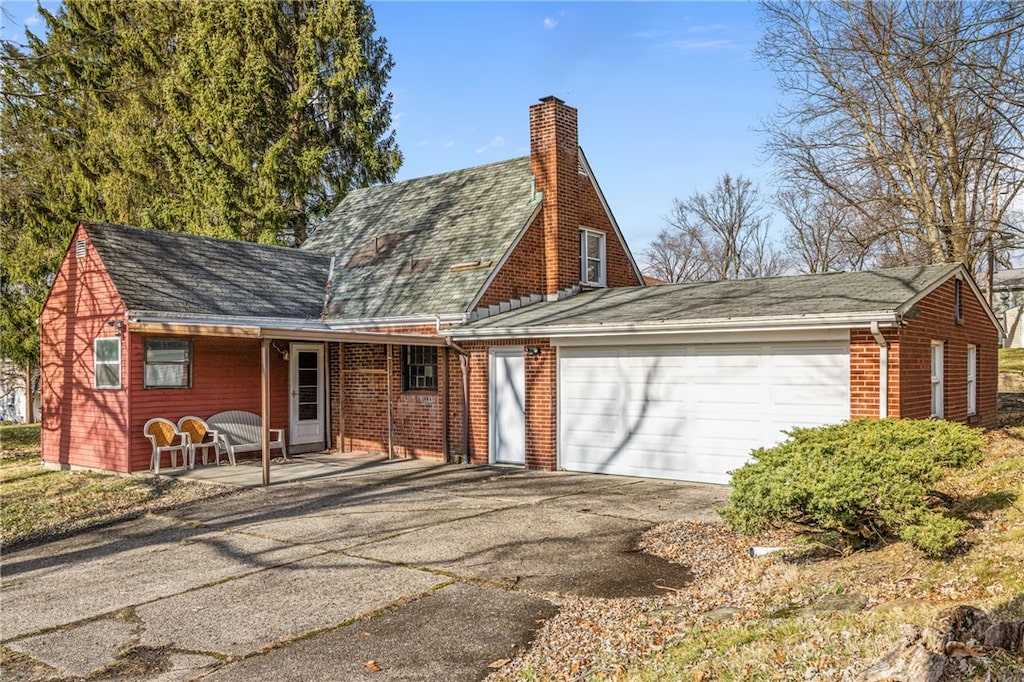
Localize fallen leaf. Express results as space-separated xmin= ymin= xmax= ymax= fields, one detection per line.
xmin=364 ymin=660 xmax=381 ymax=672
xmin=488 ymin=658 xmax=511 ymax=669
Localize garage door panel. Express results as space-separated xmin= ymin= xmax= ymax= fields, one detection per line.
xmin=559 ymin=342 xmax=850 ymax=483
xmin=692 ymin=383 xmax=761 ymax=405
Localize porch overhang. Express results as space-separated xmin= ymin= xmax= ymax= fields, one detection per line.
xmin=125 ymin=317 xmax=448 ymax=346
xmin=125 ymin=313 xmax=449 ymax=487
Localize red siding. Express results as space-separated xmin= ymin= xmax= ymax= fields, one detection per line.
xmin=127 ymin=335 xmax=290 ymax=471
xmin=40 ymin=224 xmax=130 ymax=471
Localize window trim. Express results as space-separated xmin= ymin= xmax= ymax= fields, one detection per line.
xmin=931 ymin=340 xmax=944 ymax=418
xmin=94 ymin=337 xmax=122 ymax=390
xmin=402 ymin=345 xmax=438 ymax=392
xmin=579 ymin=227 xmax=607 ymax=287
xmin=967 ymin=344 xmax=977 ymax=416
xmin=143 ymin=337 xmax=193 ymax=389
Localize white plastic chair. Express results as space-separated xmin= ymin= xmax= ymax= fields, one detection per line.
xmin=177 ymin=416 xmax=220 ymax=467
xmin=144 ymin=417 xmax=190 ymax=472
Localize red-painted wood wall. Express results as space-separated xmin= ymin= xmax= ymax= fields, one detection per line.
xmin=40 ymin=225 xmax=130 ymax=471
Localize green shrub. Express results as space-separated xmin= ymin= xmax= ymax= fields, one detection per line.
xmin=720 ymin=419 xmax=985 ymax=557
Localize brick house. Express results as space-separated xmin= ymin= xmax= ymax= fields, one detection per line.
xmin=40 ymin=97 xmax=1000 ymax=484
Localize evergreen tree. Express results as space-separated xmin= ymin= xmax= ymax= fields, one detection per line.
xmin=1 ymin=0 xmax=401 ymax=388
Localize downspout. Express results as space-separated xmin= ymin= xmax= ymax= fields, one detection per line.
xmin=444 ymin=337 xmax=471 ymax=464
xmin=870 ymin=321 xmax=888 ymax=419
xmin=386 ymin=343 xmax=394 ymax=459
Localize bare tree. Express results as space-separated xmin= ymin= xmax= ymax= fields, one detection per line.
xmin=758 ymin=0 xmax=1024 ymax=273
xmin=776 ymin=186 xmax=867 ymax=273
xmin=647 ymin=173 xmax=787 ymax=282
xmin=640 ymin=228 xmax=712 ymax=283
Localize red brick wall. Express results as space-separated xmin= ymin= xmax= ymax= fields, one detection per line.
xmin=847 ymin=277 xmax=997 ymax=427
xmin=849 ymin=327 xmax=900 ymax=419
xmin=478 ymin=219 xmax=546 ymax=307
xmin=517 ymin=97 xmax=640 ymax=304
xmin=336 ymin=342 xmax=458 ymax=461
xmin=40 ymin=224 xmax=130 ymax=472
xmin=895 ymin=278 xmax=998 ymax=427
xmin=459 ymin=338 xmax=557 ymax=469
xmin=127 ymin=335 xmax=290 ymax=471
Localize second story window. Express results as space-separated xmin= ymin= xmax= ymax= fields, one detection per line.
xmin=580 ymin=228 xmax=606 ymax=286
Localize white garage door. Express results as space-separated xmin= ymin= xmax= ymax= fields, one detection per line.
xmin=558 ymin=342 xmax=850 ymax=484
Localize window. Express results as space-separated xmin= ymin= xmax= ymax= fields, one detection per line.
xmin=94 ymin=337 xmax=121 ymax=389
xmin=954 ymin=278 xmax=963 ymax=324
xmin=579 ymin=228 xmax=606 ymax=286
xmin=931 ymin=340 xmax=944 ymax=418
xmin=144 ymin=338 xmax=192 ymax=388
xmin=403 ymin=346 xmax=437 ymax=391
xmin=967 ymin=344 xmax=977 ymax=416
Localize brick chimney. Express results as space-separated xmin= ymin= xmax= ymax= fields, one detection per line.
xmin=530 ymin=96 xmax=580 ymax=296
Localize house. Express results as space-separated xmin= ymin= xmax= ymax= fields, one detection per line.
xmin=991 ymin=268 xmax=1024 ymax=347
xmin=40 ymin=97 xmax=1000 ymax=485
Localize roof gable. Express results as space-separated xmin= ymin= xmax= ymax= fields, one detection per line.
xmin=83 ymin=223 xmax=333 ymax=319
xmin=302 ymin=157 xmax=540 ymax=319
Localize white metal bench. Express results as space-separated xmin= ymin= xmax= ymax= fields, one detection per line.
xmin=206 ymin=410 xmax=287 ymax=465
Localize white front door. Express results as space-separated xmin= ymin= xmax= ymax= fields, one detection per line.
xmin=490 ymin=347 xmax=526 ymax=465
xmin=290 ymin=343 xmax=325 ymax=451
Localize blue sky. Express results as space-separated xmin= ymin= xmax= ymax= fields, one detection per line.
xmin=1 ymin=1 xmax=779 ymax=257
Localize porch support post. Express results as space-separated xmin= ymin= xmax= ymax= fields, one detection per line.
xmin=339 ymin=343 xmax=346 ymax=452
xmin=261 ymin=338 xmax=271 ymax=486
xmin=386 ymin=344 xmax=394 ymax=459
xmin=441 ymin=346 xmax=449 ymax=462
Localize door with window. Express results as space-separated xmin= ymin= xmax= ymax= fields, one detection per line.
xmin=290 ymin=343 xmax=325 ymax=451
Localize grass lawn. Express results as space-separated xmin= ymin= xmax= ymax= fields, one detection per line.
xmin=998 ymin=347 xmax=1024 ymax=372
xmin=0 ymin=423 xmax=231 ymax=548
xmin=623 ymin=424 xmax=1024 ymax=681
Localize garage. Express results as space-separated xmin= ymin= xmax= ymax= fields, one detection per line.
xmin=558 ymin=341 xmax=850 ymax=484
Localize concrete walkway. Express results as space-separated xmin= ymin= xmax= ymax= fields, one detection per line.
xmin=1 ymin=457 xmax=729 ymax=681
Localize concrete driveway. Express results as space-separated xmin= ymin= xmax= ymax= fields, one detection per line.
xmin=1 ymin=458 xmax=728 ymax=681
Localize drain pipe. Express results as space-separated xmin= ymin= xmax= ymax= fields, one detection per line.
xmin=444 ymin=337 xmax=471 ymax=464
xmin=870 ymin=321 xmax=888 ymax=419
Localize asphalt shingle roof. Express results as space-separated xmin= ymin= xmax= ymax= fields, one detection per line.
xmin=86 ymin=222 xmax=333 ymax=319
xmin=457 ymin=263 xmax=962 ymax=332
xmin=302 ymin=157 xmax=540 ymax=319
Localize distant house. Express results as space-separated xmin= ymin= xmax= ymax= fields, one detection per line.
xmin=991 ymin=268 xmax=1024 ymax=347
xmin=40 ymin=97 xmax=1000 ymax=484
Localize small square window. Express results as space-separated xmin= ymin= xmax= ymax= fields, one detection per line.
xmin=580 ymin=228 xmax=606 ymax=286
xmin=402 ymin=346 xmax=437 ymax=391
xmin=144 ymin=338 xmax=192 ymax=388
xmin=94 ymin=337 xmax=121 ymax=389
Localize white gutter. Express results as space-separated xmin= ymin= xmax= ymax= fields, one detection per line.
xmin=870 ymin=320 xmax=889 ymax=419
xmin=127 ymin=311 xmax=331 ymax=330
xmin=127 ymin=310 xmax=468 ymax=330
xmin=444 ymin=311 xmax=903 ymax=340
xmin=326 ymin=313 xmax=467 ymax=330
